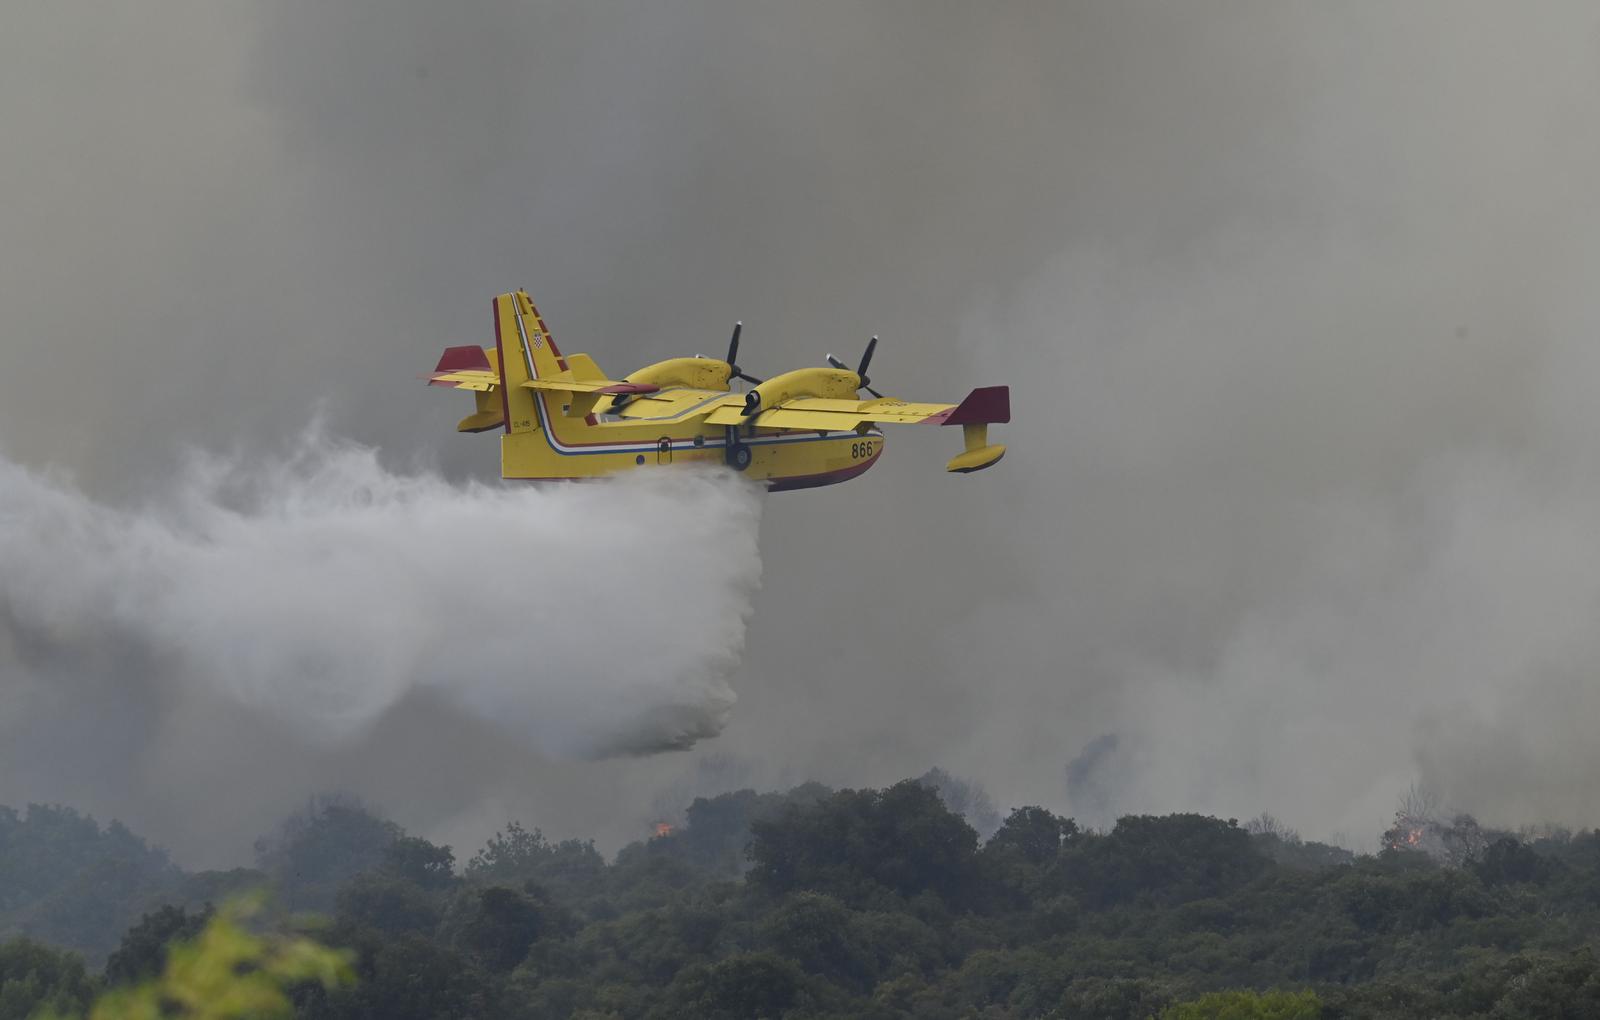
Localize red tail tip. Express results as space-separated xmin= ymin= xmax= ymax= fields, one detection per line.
xmin=435 ymin=345 xmax=491 ymax=372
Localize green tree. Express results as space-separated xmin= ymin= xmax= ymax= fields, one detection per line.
xmin=334 ymin=875 xmax=442 ymax=936
xmin=1475 ymin=837 xmax=1556 ymax=886
xmin=988 ymin=806 xmax=1078 ymax=865
xmin=449 ymin=886 xmax=566 ymax=972
xmin=651 ymin=952 xmax=812 ymax=1020
xmin=671 ymin=786 xmax=830 ymax=877
xmin=47 ymin=896 xmax=351 ymax=1020
xmin=916 ymin=768 xmax=1002 ymax=839
xmin=1159 ymin=988 xmax=1321 ymax=1020
xmin=0 ymin=805 xmax=182 ymax=963
xmin=747 ymin=781 xmax=979 ymax=906
xmin=381 ymin=837 xmax=456 ymax=891
xmin=103 ymin=905 xmax=211 ymax=986
xmin=759 ymin=892 xmax=875 ymax=991
xmin=466 ymin=822 xmax=604 ymax=909
xmin=296 ymin=929 xmax=492 ymax=1020
xmin=1482 ymin=949 xmax=1600 ymax=1018
xmin=0 ymin=939 xmax=96 ymax=1020
xmin=1060 ymin=814 xmax=1266 ymax=908
xmin=253 ymin=798 xmax=400 ymax=912
xmin=981 ymin=806 xmax=1081 ymax=911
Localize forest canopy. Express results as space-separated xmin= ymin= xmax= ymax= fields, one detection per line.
xmin=1 ymin=783 xmax=1598 ymax=1019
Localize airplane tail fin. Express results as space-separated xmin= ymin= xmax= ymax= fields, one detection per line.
xmin=493 ymin=289 xmax=581 ymax=437
xmin=495 ymin=290 xmax=569 ymax=385
xmin=428 ymin=292 xmax=614 ymax=475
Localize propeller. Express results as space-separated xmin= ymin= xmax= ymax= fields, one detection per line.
xmin=725 ymin=322 xmax=763 ymax=386
xmin=826 ymin=336 xmax=883 ymax=398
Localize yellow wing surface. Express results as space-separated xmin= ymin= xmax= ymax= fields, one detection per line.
xmin=705 ymin=396 xmax=952 ymax=428
xmin=703 ymin=386 xmax=1010 ymax=473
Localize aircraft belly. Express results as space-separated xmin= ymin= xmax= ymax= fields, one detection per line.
xmin=754 ymin=431 xmax=884 ymax=489
xmin=499 ymin=418 xmax=882 ymax=486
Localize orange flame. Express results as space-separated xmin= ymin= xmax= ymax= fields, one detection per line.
xmin=653 ymin=822 xmax=674 ymax=838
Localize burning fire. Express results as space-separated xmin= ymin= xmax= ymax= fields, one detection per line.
xmin=1383 ymin=821 xmax=1428 ymax=852
xmin=1380 ymin=807 xmax=1486 ymax=864
xmin=652 ymin=822 xmax=675 ymax=838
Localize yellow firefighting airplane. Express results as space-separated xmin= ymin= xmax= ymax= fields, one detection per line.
xmin=427 ymin=291 xmax=1009 ymax=491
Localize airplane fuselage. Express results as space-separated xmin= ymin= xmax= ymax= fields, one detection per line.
xmin=505 ymin=385 xmax=885 ymax=491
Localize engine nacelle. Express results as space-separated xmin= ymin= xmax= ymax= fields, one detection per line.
xmin=742 ymin=367 xmax=862 ymax=416
xmin=625 ymin=357 xmax=734 ymax=391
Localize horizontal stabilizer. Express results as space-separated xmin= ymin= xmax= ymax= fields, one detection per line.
xmin=426 ymin=346 xmax=499 ymax=391
xmin=457 ymin=409 xmax=505 ymax=433
xmin=521 ymin=379 xmax=661 ymax=396
xmin=427 ymin=344 xmax=505 ymax=431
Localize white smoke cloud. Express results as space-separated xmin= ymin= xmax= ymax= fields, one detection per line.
xmin=0 ymin=432 xmax=763 ymax=762
xmin=12 ymin=0 xmax=1600 ymax=861
xmin=934 ymin=217 xmax=1600 ymax=844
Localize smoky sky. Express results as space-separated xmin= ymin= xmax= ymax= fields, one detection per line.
xmin=6 ymin=2 xmax=1600 ymax=863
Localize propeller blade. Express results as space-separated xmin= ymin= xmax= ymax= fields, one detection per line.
xmin=829 ymin=339 xmax=882 ymax=398
xmin=735 ymin=371 xmax=764 ymax=385
xmin=858 ymin=336 xmax=878 ymax=377
xmin=726 ymin=321 xmax=743 ymax=366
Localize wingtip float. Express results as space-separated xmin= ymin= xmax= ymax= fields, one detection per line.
xmin=426 ymin=290 xmax=1010 ymax=491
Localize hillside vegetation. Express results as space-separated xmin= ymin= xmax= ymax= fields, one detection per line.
xmin=2 ymin=785 xmax=1598 ymax=1018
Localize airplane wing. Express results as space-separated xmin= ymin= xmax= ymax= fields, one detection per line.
xmin=703 ymin=386 xmax=1010 ymax=473
xmin=606 ymin=388 xmax=745 ymax=420
xmin=702 ymin=386 xmax=1010 ymax=431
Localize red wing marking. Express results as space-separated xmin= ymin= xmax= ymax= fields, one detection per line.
xmin=924 ymin=385 xmax=1011 ymax=425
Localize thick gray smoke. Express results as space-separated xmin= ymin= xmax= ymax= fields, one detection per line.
xmin=6 ymin=2 xmax=1600 ymax=860
xmin=0 ymin=436 xmax=760 ymax=859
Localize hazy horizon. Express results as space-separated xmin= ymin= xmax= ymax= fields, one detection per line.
xmin=6 ymin=2 xmax=1600 ymax=866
